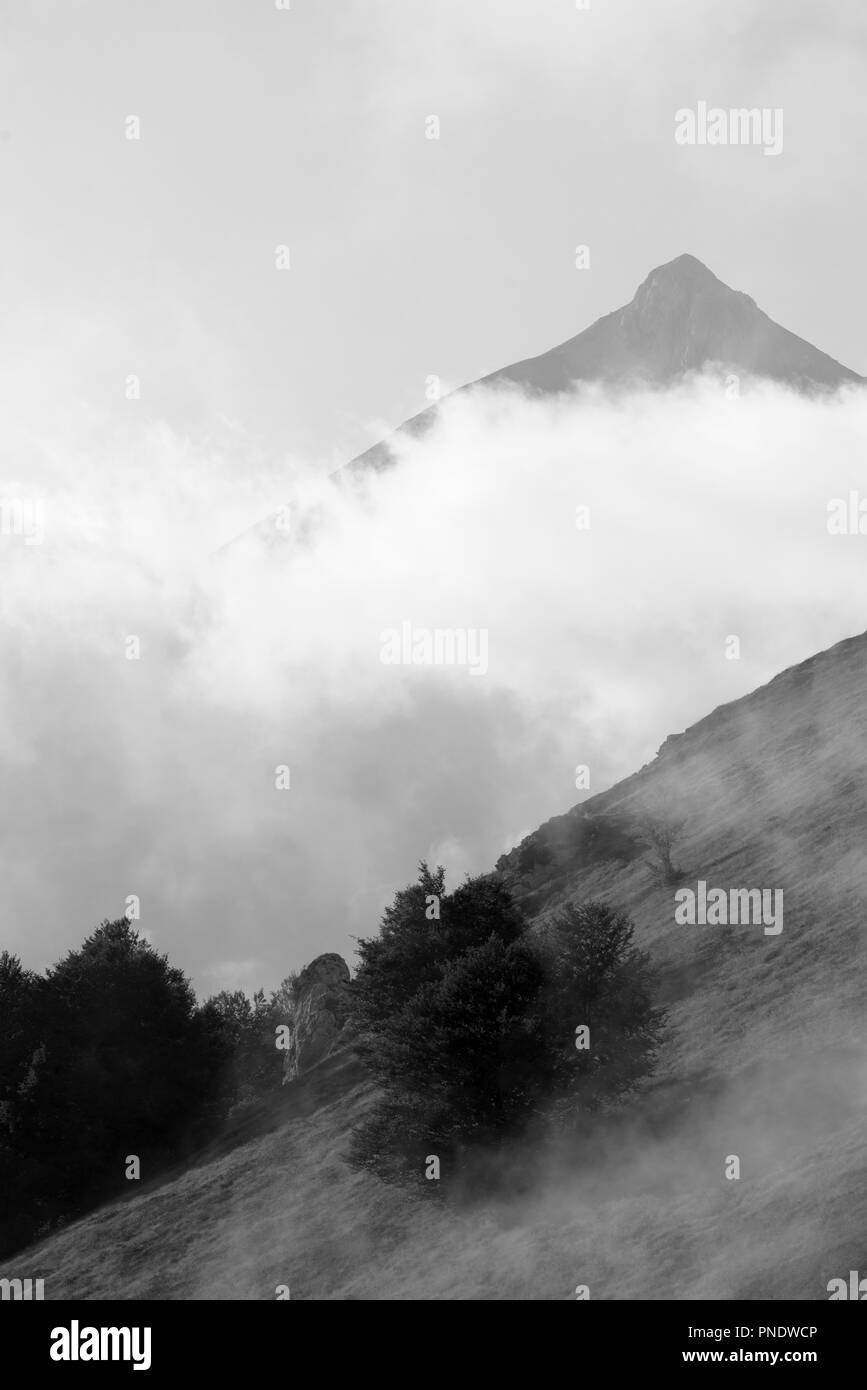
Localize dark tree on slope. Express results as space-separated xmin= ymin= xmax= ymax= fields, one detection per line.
xmin=351 ymin=933 xmax=546 ymax=1181
xmin=352 ymin=863 xmax=527 ymax=1038
xmin=535 ymin=900 xmax=667 ymax=1124
xmin=202 ymin=987 xmax=285 ymax=1112
xmin=634 ymin=809 xmax=685 ymax=885
xmin=348 ymin=867 xmax=665 ymax=1184
xmin=349 ymin=866 xmax=540 ymax=1180
xmin=0 ymin=920 xmax=223 ymax=1255
xmin=0 ymin=951 xmax=44 ymax=1257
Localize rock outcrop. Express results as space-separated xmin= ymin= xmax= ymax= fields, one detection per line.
xmin=280 ymin=953 xmax=353 ymax=1083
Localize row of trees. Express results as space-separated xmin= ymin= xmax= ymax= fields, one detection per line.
xmin=349 ymin=866 xmax=666 ymax=1183
xmin=0 ymin=920 xmax=293 ymax=1259
xmin=1 ymin=868 xmax=667 ymax=1253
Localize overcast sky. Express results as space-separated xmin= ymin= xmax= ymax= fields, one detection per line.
xmin=1 ymin=0 xmax=865 ymax=998
xmin=1 ymin=0 xmax=865 ymax=468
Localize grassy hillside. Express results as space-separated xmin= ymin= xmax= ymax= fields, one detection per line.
xmin=5 ymin=632 xmax=867 ymax=1299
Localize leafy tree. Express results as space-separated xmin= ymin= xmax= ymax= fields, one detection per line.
xmin=0 ymin=952 xmax=44 ymax=1256
xmin=535 ymin=900 xmax=667 ymax=1121
xmin=1 ymin=919 xmax=221 ymax=1250
xmin=351 ymin=933 xmax=546 ymax=1179
xmin=0 ymin=919 xmax=302 ymax=1259
xmin=270 ymin=972 xmax=300 ymax=1018
xmin=0 ymin=951 xmax=40 ymax=1110
xmin=202 ymin=986 xmax=284 ymax=1111
xmin=352 ymin=863 xmax=525 ymax=1039
xmin=570 ymin=812 xmax=643 ymax=867
xmin=350 ymin=868 xmax=537 ymax=1179
xmin=350 ymin=869 xmax=666 ymax=1184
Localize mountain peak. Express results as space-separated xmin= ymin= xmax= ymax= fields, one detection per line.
xmin=631 ymin=253 xmax=742 ymax=309
xmin=637 ymin=253 xmax=723 ymax=290
xmin=620 ymin=252 xmax=763 ymax=362
xmin=487 ymin=252 xmax=861 ymax=397
xmin=344 ymin=256 xmax=863 ymax=474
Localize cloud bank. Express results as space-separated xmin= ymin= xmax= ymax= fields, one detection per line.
xmin=2 ymin=363 xmax=866 ymax=996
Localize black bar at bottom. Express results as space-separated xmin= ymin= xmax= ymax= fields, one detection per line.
xmin=2 ymin=1299 xmax=861 ymax=1376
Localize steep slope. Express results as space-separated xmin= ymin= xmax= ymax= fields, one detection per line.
xmin=494 ymin=254 xmax=863 ymax=393
xmin=5 ymin=631 xmax=867 ymax=1300
xmin=499 ymin=629 xmax=867 ymax=1080
xmin=348 ymin=254 xmax=864 ymax=473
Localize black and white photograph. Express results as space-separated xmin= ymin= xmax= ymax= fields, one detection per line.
xmin=1 ymin=0 xmax=866 ymax=1348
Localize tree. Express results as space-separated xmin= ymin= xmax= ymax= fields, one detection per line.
xmin=634 ymin=808 xmax=685 ymax=884
xmin=202 ymin=987 xmax=284 ymax=1111
xmin=0 ymin=919 xmax=297 ymax=1259
xmin=0 ymin=951 xmax=40 ymax=1107
xmin=352 ymin=863 xmax=525 ymax=1040
xmin=350 ymin=867 xmax=539 ymax=1180
xmin=3 ymin=919 xmax=220 ymax=1246
xmin=270 ymin=972 xmax=299 ymax=1018
xmin=351 ymin=932 xmax=546 ymax=1179
xmin=0 ymin=952 xmax=44 ymax=1257
xmin=535 ymin=900 xmax=667 ymax=1122
xmin=350 ymin=869 xmax=667 ymax=1184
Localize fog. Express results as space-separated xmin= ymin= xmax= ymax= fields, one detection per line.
xmin=2 ymin=365 xmax=866 ymax=997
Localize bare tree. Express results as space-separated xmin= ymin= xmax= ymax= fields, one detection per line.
xmin=634 ymin=806 xmax=685 ymax=884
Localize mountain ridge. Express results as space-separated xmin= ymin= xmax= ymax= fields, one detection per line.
xmin=500 ymin=625 xmax=867 ymax=891
xmin=347 ymin=254 xmax=864 ymax=474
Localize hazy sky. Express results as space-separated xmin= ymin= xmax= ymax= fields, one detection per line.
xmin=1 ymin=0 xmax=866 ymax=998
xmin=1 ymin=0 xmax=865 ymax=469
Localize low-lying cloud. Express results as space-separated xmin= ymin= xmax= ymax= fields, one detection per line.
xmin=2 ymin=367 xmax=866 ymax=997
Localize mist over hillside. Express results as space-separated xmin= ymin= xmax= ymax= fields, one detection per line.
xmin=3 ymin=0 xmax=866 ymax=1322
xmin=4 ymin=256 xmax=867 ymax=1307
xmin=4 ymin=626 xmax=866 ymax=1300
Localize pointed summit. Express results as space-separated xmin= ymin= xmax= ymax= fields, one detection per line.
xmin=636 ymin=252 xmax=724 ymax=290
xmin=630 ymin=254 xmax=739 ymax=318
xmin=491 ymin=253 xmax=859 ymax=394
xmin=346 ymin=255 xmax=863 ymax=472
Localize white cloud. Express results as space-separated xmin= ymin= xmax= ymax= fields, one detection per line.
xmin=2 ymin=359 xmax=866 ymax=995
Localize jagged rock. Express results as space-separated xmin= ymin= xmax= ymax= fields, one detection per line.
xmin=281 ymin=953 xmax=353 ymax=1083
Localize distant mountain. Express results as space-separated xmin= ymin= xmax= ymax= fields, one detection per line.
xmin=9 ymin=628 xmax=867 ymax=1299
xmin=348 ymin=254 xmax=864 ymax=473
